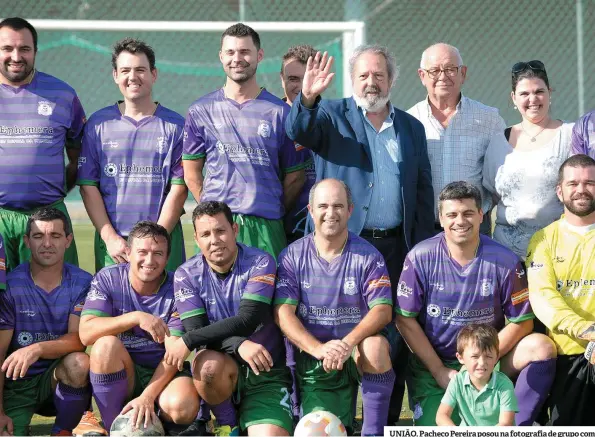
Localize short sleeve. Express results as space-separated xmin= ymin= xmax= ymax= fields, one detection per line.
xmin=395 ymin=255 xmax=424 ymax=317
xmin=498 ymin=375 xmax=519 ymax=412
xmin=279 ymin=106 xmax=311 ymax=174
xmin=501 ymin=259 xmax=534 ymax=323
xmin=571 ymin=118 xmax=587 ymax=156
xmin=66 ymin=95 xmax=86 ymax=149
xmin=81 ymin=273 xmax=114 ymax=317
xmin=273 ymin=248 xmax=300 ymax=306
xmin=441 ymin=373 xmax=460 ymax=408
xmin=243 ymin=254 xmax=277 ymax=304
xmin=173 ymin=268 xmax=206 ymax=321
xmin=76 ymin=122 xmax=101 ymax=187
xmin=0 ymin=286 xmax=15 ymax=330
xmin=170 ymin=124 xmax=185 ymax=185
xmin=182 ymin=107 xmax=207 ymax=160
xmin=71 ymin=276 xmax=92 ymax=317
xmin=362 ymin=252 xmax=392 ymax=309
xmin=168 ymin=304 xmax=184 ymax=337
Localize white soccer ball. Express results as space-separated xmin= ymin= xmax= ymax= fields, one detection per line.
xmin=109 ymin=409 xmax=165 ymax=436
xmin=294 ymin=410 xmax=347 ymax=437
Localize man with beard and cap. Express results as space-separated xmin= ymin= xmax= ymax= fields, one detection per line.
xmin=0 ymin=17 xmax=86 ymax=271
xmin=182 ymin=23 xmax=311 ymax=259
xmin=285 ymin=44 xmax=434 ymax=425
xmin=528 ymin=154 xmax=595 ymax=425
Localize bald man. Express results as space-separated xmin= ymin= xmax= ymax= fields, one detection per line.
xmin=274 ymin=178 xmax=395 ymax=436
xmin=407 ymin=43 xmax=506 ymax=235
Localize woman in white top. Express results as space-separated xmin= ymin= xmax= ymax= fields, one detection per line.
xmin=483 ymin=60 xmax=573 ymax=259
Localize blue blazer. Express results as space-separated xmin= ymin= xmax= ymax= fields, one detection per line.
xmin=286 ymin=94 xmax=434 ymax=250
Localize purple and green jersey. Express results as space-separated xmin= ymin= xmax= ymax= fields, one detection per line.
xmin=0 ymin=233 xmax=5 ymax=289
xmin=174 ymin=243 xmax=285 ymax=362
xmin=183 ymin=88 xmax=311 ymax=220
xmin=274 ymin=233 xmax=393 ymax=344
xmin=81 ymin=263 xmax=183 ymax=369
xmin=77 ymin=103 xmax=185 ymax=236
xmin=0 ymin=71 xmax=86 ymax=210
xmin=0 ymin=262 xmax=91 ymax=378
xmin=396 ymin=234 xmax=533 ymax=361
xmin=571 ymin=110 xmax=595 ymax=158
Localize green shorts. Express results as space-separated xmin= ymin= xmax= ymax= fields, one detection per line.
xmin=234 ymin=365 xmax=293 ymax=433
xmin=0 ymin=200 xmax=78 ymax=271
xmin=131 ymin=362 xmax=192 ymax=399
xmin=295 ymin=350 xmax=360 ymax=430
xmin=409 ymin=355 xmax=501 ymax=425
xmin=94 ymin=221 xmax=185 ymax=273
xmin=232 ymin=214 xmax=286 ymax=260
xmin=3 ymin=359 xmax=60 ymax=436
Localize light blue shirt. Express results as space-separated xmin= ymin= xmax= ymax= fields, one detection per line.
xmin=359 ymin=102 xmax=403 ymax=229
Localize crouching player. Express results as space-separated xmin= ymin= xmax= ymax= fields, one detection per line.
xmin=164 ymin=201 xmax=293 ymax=436
xmin=79 ymin=221 xmax=199 ymax=432
xmin=0 ymin=208 xmax=92 ymax=436
xmin=274 ymin=179 xmax=395 ymax=436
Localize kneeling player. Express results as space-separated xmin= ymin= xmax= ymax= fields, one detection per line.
xmin=396 ymin=181 xmax=557 ymax=426
xmin=165 ymin=201 xmax=293 ymax=436
xmin=79 ymin=221 xmax=199 ymax=431
xmin=274 ymin=179 xmax=395 ymax=436
xmin=0 ymin=208 xmax=92 ymax=436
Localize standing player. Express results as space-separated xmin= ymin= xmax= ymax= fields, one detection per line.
xmin=0 ymin=208 xmax=92 ymax=436
xmin=528 ymin=155 xmax=595 ymax=425
xmin=164 ymin=201 xmax=293 ymax=436
xmin=280 ymin=44 xmax=317 ymax=244
xmin=0 ymin=17 xmax=85 ymax=271
xmin=78 ymin=38 xmax=187 ymax=273
xmin=396 ymin=181 xmax=557 ymax=426
xmin=183 ymin=23 xmax=310 ymax=258
xmin=274 ymin=179 xmax=395 ymax=436
xmin=79 ymin=221 xmax=199 ymax=432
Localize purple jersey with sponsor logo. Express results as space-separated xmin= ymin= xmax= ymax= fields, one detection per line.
xmin=81 ymin=263 xmax=183 ymax=369
xmin=395 ymin=234 xmax=533 ymax=361
xmin=174 ymin=243 xmax=284 ymax=362
xmin=274 ymin=233 xmax=393 ymax=344
xmin=0 ymin=234 xmax=5 ymax=289
xmin=0 ymin=263 xmax=91 ymax=378
xmin=77 ymin=104 xmax=185 ymax=236
xmin=0 ymin=72 xmax=86 ymax=210
xmin=183 ymin=88 xmax=311 ymax=219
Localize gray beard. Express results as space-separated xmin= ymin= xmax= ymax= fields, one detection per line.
xmin=352 ymin=93 xmax=390 ymax=112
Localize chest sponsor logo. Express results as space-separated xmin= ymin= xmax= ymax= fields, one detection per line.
xmin=306 ymin=305 xmax=361 ymax=326
xmin=215 ymin=140 xmax=271 ymax=166
xmin=102 ymin=140 xmax=119 ymax=149
xmin=104 ymin=162 xmax=164 ymax=182
xmin=86 ymin=288 xmax=107 ymax=301
xmin=17 ymin=331 xmax=34 ymax=346
xmin=343 ymin=277 xmax=357 ymax=295
xmin=556 ymin=280 xmax=563 ymax=291
xmin=397 ymin=281 xmax=412 ymax=298
xmin=558 ymin=278 xmax=595 ymax=298
xmin=174 ymin=288 xmax=194 ymax=302
xmin=257 ymin=120 xmax=271 ymax=138
xmin=104 ymin=163 xmax=118 ymax=177
xmin=427 ymin=304 xmax=441 ymax=318
xmin=37 ymin=101 xmax=53 ymax=116
xmin=480 ymin=279 xmax=493 ymax=297
xmin=157 ymin=136 xmax=167 ymax=154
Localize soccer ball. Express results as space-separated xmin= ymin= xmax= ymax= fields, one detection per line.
xmin=109 ymin=409 xmax=165 ymax=436
xmin=294 ymin=411 xmax=347 ymax=436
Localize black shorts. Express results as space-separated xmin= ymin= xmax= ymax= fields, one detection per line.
xmin=549 ymin=353 xmax=595 ymax=425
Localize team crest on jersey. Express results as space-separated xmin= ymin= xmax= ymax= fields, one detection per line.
xmin=343 ymin=277 xmax=357 ymax=295
xmin=157 ymin=137 xmax=167 ymax=154
xmin=17 ymin=331 xmax=34 ymax=346
xmin=174 ymin=288 xmax=194 ymax=302
xmin=257 ymin=120 xmax=271 ymax=138
xmin=480 ymin=279 xmax=493 ymax=297
xmin=104 ymin=163 xmax=118 ymax=177
xmin=298 ymin=303 xmax=308 ymax=318
xmin=86 ymin=288 xmax=107 ymax=301
xmin=37 ymin=100 xmax=53 ymax=116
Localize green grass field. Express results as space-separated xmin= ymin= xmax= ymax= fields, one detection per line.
xmin=28 ymin=222 xmax=412 ymax=434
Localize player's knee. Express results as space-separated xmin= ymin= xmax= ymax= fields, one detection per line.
xmin=58 ymin=352 xmax=90 ymax=387
xmin=89 ymin=336 xmax=124 ymax=365
xmin=522 ymin=333 xmax=557 ymax=361
xmin=359 ymin=335 xmax=391 ymax=372
xmin=193 ymin=351 xmax=227 ymax=386
xmin=160 ymin=391 xmax=200 ymax=424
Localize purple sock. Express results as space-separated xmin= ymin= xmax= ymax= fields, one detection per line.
xmin=210 ymin=398 xmax=237 ymax=427
xmin=90 ymin=369 xmax=128 ymax=430
xmin=362 ymin=370 xmax=396 ymax=436
xmin=51 ymin=382 xmax=92 ymax=434
xmin=514 ymin=358 xmax=556 ymax=426
xmin=197 ymin=400 xmax=211 ymax=421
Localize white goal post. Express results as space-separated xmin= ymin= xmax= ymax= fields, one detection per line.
xmin=27 ymin=19 xmax=366 ymax=97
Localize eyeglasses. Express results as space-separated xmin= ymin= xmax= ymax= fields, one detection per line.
xmin=423 ymin=66 xmax=461 ymax=79
xmin=512 ymin=60 xmax=546 ymax=74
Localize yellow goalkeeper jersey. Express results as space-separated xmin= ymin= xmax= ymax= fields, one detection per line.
xmin=527 ymin=218 xmax=595 ymax=355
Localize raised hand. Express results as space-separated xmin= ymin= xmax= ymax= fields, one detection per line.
xmin=301 ymin=51 xmax=335 ymax=108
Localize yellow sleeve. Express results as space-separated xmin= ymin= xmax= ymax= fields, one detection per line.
xmin=527 ymin=229 xmax=592 ymax=340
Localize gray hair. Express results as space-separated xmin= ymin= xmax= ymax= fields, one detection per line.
xmin=420 ymin=43 xmax=464 ymax=68
xmin=308 ymin=179 xmax=354 ymax=207
xmin=349 ymin=44 xmax=399 ymax=87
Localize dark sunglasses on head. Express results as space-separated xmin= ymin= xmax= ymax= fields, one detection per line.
xmin=512 ymin=60 xmax=546 ymax=74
